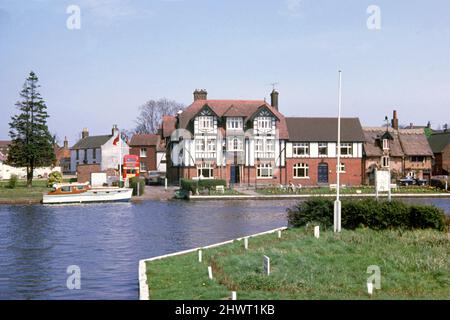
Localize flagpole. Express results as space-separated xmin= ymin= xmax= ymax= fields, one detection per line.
xmin=119 ymin=129 xmax=123 ymax=187
xmin=334 ymin=70 xmax=342 ymax=233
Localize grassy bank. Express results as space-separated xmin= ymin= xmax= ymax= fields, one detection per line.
xmin=0 ymin=180 xmax=50 ymax=203
xmin=256 ymin=185 xmax=448 ymax=195
xmin=146 ymin=228 xmax=449 ymax=299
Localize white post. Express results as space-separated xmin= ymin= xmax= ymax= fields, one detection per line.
xmin=208 ymin=266 xmax=213 ymax=280
xmin=367 ymin=282 xmax=373 ymax=295
xmin=165 ymin=178 xmax=168 ymax=191
xmin=119 ymin=129 xmax=123 ymax=187
xmin=388 ymin=168 xmax=392 ymax=202
xmin=244 ymin=237 xmax=248 ymax=250
xmin=277 ymin=230 xmax=282 ymax=239
xmin=231 ymin=291 xmax=237 ymax=300
xmin=263 ymin=255 xmax=270 ymax=276
xmin=198 ymin=250 xmax=202 ymax=263
xmin=314 ymin=226 xmax=320 ymax=239
xmin=334 ymin=70 xmax=342 ymax=233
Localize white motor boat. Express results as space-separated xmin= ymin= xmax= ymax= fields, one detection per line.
xmin=42 ymin=182 xmax=133 ymax=204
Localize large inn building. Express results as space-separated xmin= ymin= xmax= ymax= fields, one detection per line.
xmin=162 ymin=89 xmax=368 ymax=186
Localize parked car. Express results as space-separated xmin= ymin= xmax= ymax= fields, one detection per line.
xmin=398 ymin=177 xmax=415 ymax=186
xmin=415 ymin=178 xmax=428 ymax=186
xmin=146 ymin=171 xmax=165 ymax=185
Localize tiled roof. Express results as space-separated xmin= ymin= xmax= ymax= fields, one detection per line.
xmin=130 ymin=134 xmax=160 ymax=146
xmin=363 ymin=128 xmax=404 ymax=157
xmin=71 ymin=135 xmax=112 ymax=149
xmin=428 ymin=132 xmax=450 ymax=153
xmin=178 ymin=100 xmax=289 ymax=139
xmin=286 ymin=117 xmax=365 ymax=142
xmin=162 ymin=115 xmax=177 ymax=138
xmin=0 ymin=140 xmax=10 ymax=148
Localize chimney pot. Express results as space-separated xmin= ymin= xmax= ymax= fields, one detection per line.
xmin=391 ymin=110 xmax=399 ymax=130
xmin=270 ymin=89 xmax=279 ymax=110
xmin=193 ymin=89 xmax=207 ymax=101
xmin=63 ymin=136 xmax=68 ymax=149
xmin=82 ymin=128 xmax=89 ymax=139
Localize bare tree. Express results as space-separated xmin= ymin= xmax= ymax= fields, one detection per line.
xmin=134 ymin=98 xmax=184 ymax=134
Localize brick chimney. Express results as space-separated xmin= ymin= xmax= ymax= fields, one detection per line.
xmin=112 ymin=124 xmax=119 ymax=135
xmin=391 ymin=110 xmax=399 ymax=130
xmin=63 ymin=136 xmax=68 ymax=149
xmin=270 ymin=89 xmax=279 ymax=110
xmin=82 ymin=128 xmax=89 ymax=139
xmin=193 ymin=89 xmax=207 ymax=101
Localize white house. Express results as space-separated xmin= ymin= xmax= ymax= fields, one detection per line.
xmin=70 ymin=125 xmax=129 ymax=173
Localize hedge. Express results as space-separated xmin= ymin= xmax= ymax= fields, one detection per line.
xmin=287 ymin=198 xmax=447 ymax=231
xmin=180 ymin=179 xmax=227 ymax=193
xmin=129 ymin=177 xmax=145 ymax=196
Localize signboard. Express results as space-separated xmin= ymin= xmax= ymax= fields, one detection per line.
xmin=375 ymin=170 xmax=390 ymax=192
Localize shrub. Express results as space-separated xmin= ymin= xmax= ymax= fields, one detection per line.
xmin=287 ymin=198 xmax=446 ymax=231
xmin=180 ymin=179 xmax=226 ymax=193
xmin=47 ymin=171 xmax=63 ymax=187
xmin=129 ymin=177 xmax=145 ymax=196
xmin=430 ymin=178 xmax=448 ymax=191
xmin=7 ymin=174 xmax=18 ymax=189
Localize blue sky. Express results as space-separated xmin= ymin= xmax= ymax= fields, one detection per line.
xmin=0 ymin=0 xmax=449 ymax=144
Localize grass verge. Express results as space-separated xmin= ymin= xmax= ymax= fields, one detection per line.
xmin=146 ymin=228 xmax=449 ymax=299
xmin=0 ymin=179 xmax=50 ymax=202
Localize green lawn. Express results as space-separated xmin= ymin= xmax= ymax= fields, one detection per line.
xmin=146 ymin=228 xmax=450 ymax=300
xmin=256 ymin=185 xmax=448 ymax=195
xmin=0 ymin=179 xmax=50 ymax=202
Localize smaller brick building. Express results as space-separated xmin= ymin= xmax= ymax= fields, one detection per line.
xmin=129 ymin=134 xmax=166 ymax=177
xmin=428 ymin=131 xmax=450 ymax=176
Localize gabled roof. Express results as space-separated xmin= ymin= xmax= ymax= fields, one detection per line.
xmin=178 ymin=99 xmax=289 ymax=139
xmin=130 ymin=134 xmax=160 ymax=146
xmin=286 ymin=117 xmax=365 ymax=142
xmin=71 ymin=135 xmax=112 ymax=149
xmin=162 ymin=115 xmax=177 ymax=138
xmin=428 ymin=132 xmax=450 ymax=153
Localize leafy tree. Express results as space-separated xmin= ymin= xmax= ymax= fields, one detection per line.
xmin=134 ymin=98 xmax=185 ymax=134
xmin=7 ymin=71 xmax=55 ymax=187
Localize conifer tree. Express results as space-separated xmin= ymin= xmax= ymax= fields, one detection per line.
xmin=8 ymin=71 xmax=55 ymax=187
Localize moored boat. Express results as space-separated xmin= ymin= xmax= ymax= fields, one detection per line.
xmin=42 ymin=182 xmax=133 ymax=204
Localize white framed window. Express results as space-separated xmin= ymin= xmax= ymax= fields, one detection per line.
xmin=257 ymin=117 xmax=272 ymax=130
xmin=197 ymin=162 xmax=213 ymax=179
xmin=255 ymin=138 xmax=263 ymax=152
xmin=140 ymin=148 xmax=147 ymax=157
xmin=339 ymin=143 xmax=352 ymax=156
xmin=293 ymin=163 xmax=309 ymax=178
xmin=383 ymin=139 xmax=389 ymax=150
xmin=207 ymin=138 xmax=216 ymax=152
xmin=257 ymin=163 xmax=273 ymax=178
xmin=140 ymin=161 xmax=147 ymax=172
xmin=382 ymin=156 xmax=390 ymax=168
xmin=338 ymin=163 xmax=346 ymax=173
xmin=198 ymin=116 xmax=214 ymax=130
xmin=293 ymin=143 xmax=309 ymax=156
xmin=227 ymin=117 xmax=243 ymax=130
xmin=266 ymin=138 xmax=275 ymax=152
xmin=228 ymin=137 xmax=243 ymax=151
xmin=318 ymin=143 xmax=328 ymax=156
xmin=195 ymin=139 xmax=205 ymax=152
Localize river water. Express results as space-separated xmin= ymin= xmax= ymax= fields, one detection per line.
xmin=0 ymin=198 xmax=448 ymax=300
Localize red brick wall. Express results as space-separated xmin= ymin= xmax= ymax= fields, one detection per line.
xmin=130 ymin=146 xmax=157 ymax=174
xmin=77 ymin=164 xmax=101 ymax=183
xmin=285 ymin=158 xmax=363 ymax=186
xmin=442 ymin=144 xmax=450 ymax=174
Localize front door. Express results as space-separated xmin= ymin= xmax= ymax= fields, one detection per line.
xmin=230 ymin=165 xmax=240 ymax=184
xmin=318 ymin=163 xmax=329 ymax=184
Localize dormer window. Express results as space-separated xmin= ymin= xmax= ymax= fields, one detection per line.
xmin=227 ymin=117 xmax=243 ymax=130
xmin=383 ymin=139 xmax=389 ymax=150
xmin=198 ymin=116 xmax=214 ymax=130
xmin=257 ymin=117 xmax=272 ymax=130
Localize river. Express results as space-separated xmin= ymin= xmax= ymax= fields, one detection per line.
xmin=0 ymin=198 xmax=448 ymax=299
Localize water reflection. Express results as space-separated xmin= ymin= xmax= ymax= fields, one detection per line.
xmin=0 ymin=198 xmax=447 ymax=299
